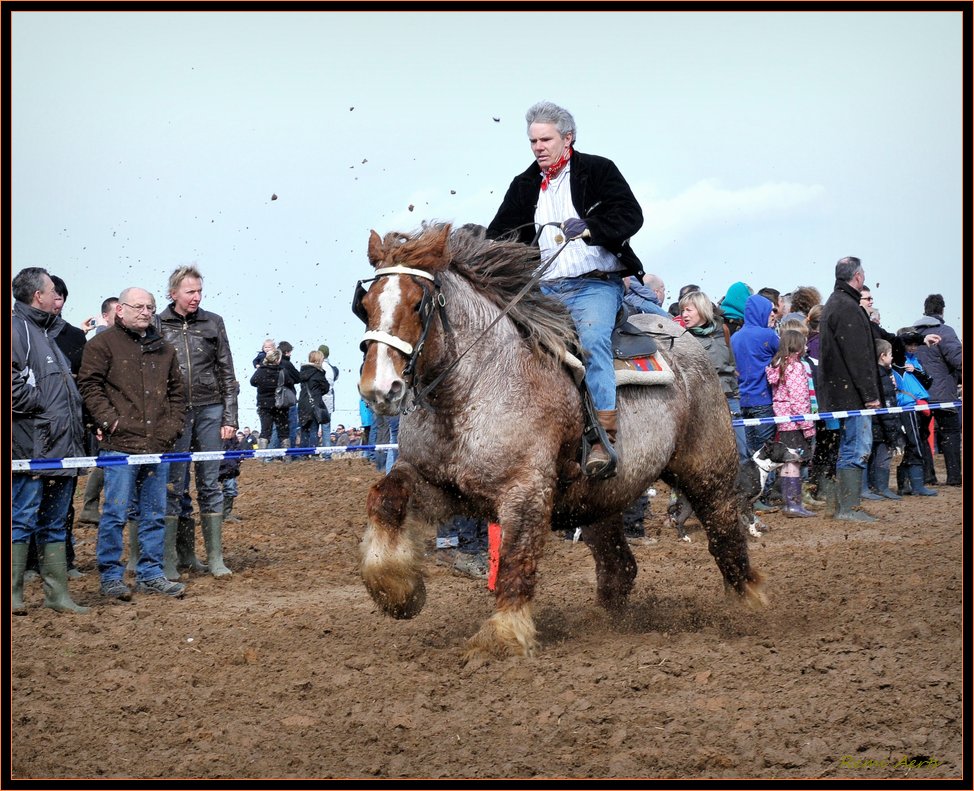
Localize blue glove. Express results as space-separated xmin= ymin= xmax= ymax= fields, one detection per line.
xmin=562 ymin=218 xmax=589 ymax=240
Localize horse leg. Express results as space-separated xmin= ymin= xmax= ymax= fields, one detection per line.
xmin=681 ymin=478 xmax=767 ymax=609
xmin=464 ymin=476 xmax=553 ymax=661
xmin=359 ymin=465 xmax=426 ymax=619
xmin=581 ymin=514 xmax=638 ymax=611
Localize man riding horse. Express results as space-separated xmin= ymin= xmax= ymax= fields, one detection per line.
xmin=486 ymin=100 xmax=645 ymax=478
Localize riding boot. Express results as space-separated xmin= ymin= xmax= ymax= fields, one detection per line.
xmin=12 ymin=542 xmax=29 ymax=615
xmin=176 ymin=515 xmax=208 ymax=574
xmin=873 ymin=459 xmax=901 ymax=499
xmin=585 ymin=409 xmax=618 ymax=478
xmin=201 ymin=512 xmax=232 ymax=578
xmin=40 ymin=542 xmax=90 ymax=614
xmin=896 ymin=463 xmax=912 ymax=496
xmin=78 ymin=466 xmax=104 ymax=524
xmin=908 ymin=465 xmax=938 ymax=496
xmin=819 ymin=476 xmax=838 ymax=518
xmin=834 ymin=468 xmax=877 ymax=522
xmin=125 ymin=520 xmax=140 ymax=573
xmin=162 ymin=515 xmax=180 ymax=581
xmin=781 ymin=477 xmax=815 ymax=518
xmin=861 ymin=464 xmax=883 ymax=500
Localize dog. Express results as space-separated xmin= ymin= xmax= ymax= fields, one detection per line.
xmin=737 ymin=440 xmax=804 ymax=537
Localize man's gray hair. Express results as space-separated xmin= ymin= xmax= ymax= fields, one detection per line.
xmin=525 ymin=101 xmax=577 ymax=141
xmin=835 ymin=256 xmax=863 ymax=282
xmin=12 ymin=267 xmax=50 ymax=304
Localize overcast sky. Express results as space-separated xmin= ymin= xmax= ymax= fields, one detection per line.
xmin=9 ymin=9 xmax=965 ymax=430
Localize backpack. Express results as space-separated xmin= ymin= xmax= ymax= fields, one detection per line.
xmin=274 ymin=369 xmax=297 ymax=409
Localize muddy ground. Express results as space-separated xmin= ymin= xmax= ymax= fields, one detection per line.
xmin=9 ymin=453 xmax=965 ymax=781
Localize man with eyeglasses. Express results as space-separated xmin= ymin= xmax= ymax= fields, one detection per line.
xmin=78 ymin=288 xmax=187 ymax=600
xmin=157 ymin=265 xmax=239 ymax=579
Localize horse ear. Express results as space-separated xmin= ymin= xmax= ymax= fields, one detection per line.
xmin=367 ymin=230 xmax=384 ymax=267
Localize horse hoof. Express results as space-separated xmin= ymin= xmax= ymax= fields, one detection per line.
xmin=365 ymin=576 xmax=427 ymax=619
xmin=725 ymin=573 xmax=768 ymax=610
xmin=463 ymin=607 xmax=537 ymax=661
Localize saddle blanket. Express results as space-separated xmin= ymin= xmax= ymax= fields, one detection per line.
xmin=562 ymin=348 xmax=675 ymax=387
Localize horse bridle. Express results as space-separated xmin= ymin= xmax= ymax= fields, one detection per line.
xmin=354 ymin=225 xmax=577 ymax=412
xmin=352 ymin=266 xmax=451 ymax=386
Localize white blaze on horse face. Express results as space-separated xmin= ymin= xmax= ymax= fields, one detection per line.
xmin=372 ymin=277 xmax=406 ymax=399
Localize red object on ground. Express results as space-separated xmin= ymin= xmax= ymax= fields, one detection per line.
xmin=487 ymin=522 xmax=501 ymax=591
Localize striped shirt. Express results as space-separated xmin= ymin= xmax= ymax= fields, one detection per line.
xmin=534 ymin=164 xmax=624 ymax=280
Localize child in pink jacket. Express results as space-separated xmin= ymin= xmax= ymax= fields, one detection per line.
xmin=766 ymin=329 xmax=816 ymax=517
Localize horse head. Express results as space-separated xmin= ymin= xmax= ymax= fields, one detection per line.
xmin=355 ymin=224 xmax=452 ymax=414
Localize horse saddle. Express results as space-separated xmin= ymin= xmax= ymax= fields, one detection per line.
xmin=561 ymin=312 xmax=676 ymax=387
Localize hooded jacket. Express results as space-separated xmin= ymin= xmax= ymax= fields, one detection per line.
xmin=298 ymin=363 xmax=331 ymax=423
xmin=157 ymin=305 xmax=238 ymax=427
xmin=817 ymin=279 xmax=879 ymax=411
xmin=719 ymin=281 xmax=751 ymax=324
xmin=250 ymin=360 xmax=299 ymax=410
xmin=730 ymin=295 xmax=779 ymax=408
xmin=913 ymin=314 xmax=963 ymax=402
xmin=78 ymin=318 xmax=187 ymax=454
xmin=11 ymin=301 xmax=86 ymax=474
xmin=486 ymin=149 xmax=645 ymax=280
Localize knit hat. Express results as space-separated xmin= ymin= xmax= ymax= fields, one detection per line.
xmin=318 ymin=344 xmax=329 ymax=358
xmin=719 ymin=281 xmax=752 ymax=322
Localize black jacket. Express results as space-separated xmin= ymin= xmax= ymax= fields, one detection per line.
xmin=298 ymin=364 xmax=330 ymax=422
xmin=157 ymin=305 xmax=238 ymax=427
xmin=11 ymin=302 xmax=85 ymax=474
xmin=250 ymin=361 xmax=298 ymax=410
xmin=486 ymin=149 xmax=645 ymax=280
xmin=818 ymin=280 xmax=880 ymax=411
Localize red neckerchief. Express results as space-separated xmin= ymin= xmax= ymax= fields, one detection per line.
xmin=540 ymin=146 xmax=572 ymax=191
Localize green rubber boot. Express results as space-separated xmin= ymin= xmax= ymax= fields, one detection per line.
xmin=176 ymin=515 xmax=208 ymax=574
xmin=125 ymin=520 xmax=140 ymax=573
xmin=818 ymin=476 xmax=837 ymax=519
xmin=834 ymin=468 xmax=877 ymax=522
xmin=201 ymin=512 xmax=232 ymax=578
xmin=40 ymin=542 xmax=90 ymax=614
xmin=12 ymin=542 xmax=29 ymax=615
xmin=163 ymin=515 xmax=180 ymax=581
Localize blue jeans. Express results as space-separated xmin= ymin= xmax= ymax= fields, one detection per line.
xmin=385 ymin=416 xmax=400 ymax=474
xmin=542 ymin=275 xmax=623 ymax=411
xmin=98 ymin=451 xmax=167 ymax=582
xmin=221 ymin=476 xmax=238 ymax=499
xmin=742 ymin=403 xmax=776 ymax=456
xmin=837 ymin=414 xmax=873 ymax=470
xmin=438 ymin=516 xmax=488 ymax=554
xmin=288 ymin=404 xmax=299 ymax=446
xmin=12 ymin=474 xmax=74 ymax=545
xmin=727 ymin=396 xmax=749 ymax=462
xmin=166 ymin=403 xmax=224 ymax=515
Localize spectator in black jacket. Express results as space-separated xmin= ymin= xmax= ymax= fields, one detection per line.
xmin=250 ymin=349 xmax=298 ymax=456
xmin=297 ymin=350 xmax=330 ymax=456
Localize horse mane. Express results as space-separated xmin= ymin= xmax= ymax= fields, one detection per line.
xmin=373 ymin=223 xmax=576 ymax=361
xmin=446 ymin=224 xmax=575 ymax=361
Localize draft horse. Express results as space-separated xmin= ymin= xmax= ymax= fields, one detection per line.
xmin=356 ymin=223 xmax=765 ymax=658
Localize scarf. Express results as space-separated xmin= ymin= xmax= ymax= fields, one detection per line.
xmin=540 ymin=146 xmax=572 ymax=191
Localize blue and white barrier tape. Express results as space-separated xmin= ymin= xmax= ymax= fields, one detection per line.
xmin=12 ymin=400 xmax=961 ymax=472
xmin=12 ymin=444 xmax=400 ymax=473
xmin=730 ymin=399 xmax=961 ymax=427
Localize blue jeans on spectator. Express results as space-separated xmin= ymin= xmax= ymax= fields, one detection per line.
xmin=98 ymin=451 xmax=167 ymax=582
xmin=12 ymin=474 xmax=74 ymax=545
xmin=385 ymin=416 xmax=400 ymax=474
xmin=437 ymin=515 xmax=488 ymax=554
xmin=288 ymin=404 xmax=299 ymax=446
xmin=837 ymin=414 xmax=873 ymax=470
xmin=727 ymin=396 xmax=749 ymax=462
xmin=542 ymin=275 xmax=624 ymax=412
xmin=742 ymin=403 xmax=777 ymax=456
xmin=166 ymin=403 xmax=224 ymax=516
xmin=221 ymin=475 xmax=238 ymax=499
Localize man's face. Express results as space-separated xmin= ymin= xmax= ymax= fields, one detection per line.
xmin=117 ymin=289 xmax=156 ymax=332
xmin=33 ymin=275 xmax=60 ymax=313
xmin=528 ymin=122 xmax=572 ymax=170
xmin=171 ymin=276 xmax=203 ymax=315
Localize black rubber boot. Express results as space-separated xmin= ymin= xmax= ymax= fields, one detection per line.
xmin=873 ymin=460 xmax=901 ymax=499
xmin=163 ymin=515 xmax=180 ymax=581
xmin=908 ymin=465 xmax=938 ymax=496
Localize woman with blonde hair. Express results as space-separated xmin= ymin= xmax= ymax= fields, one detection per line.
xmin=297 ymin=349 xmax=331 ymax=455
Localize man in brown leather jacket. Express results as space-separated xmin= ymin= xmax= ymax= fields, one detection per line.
xmin=157 ymin=265 xmax=239 ymax=579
